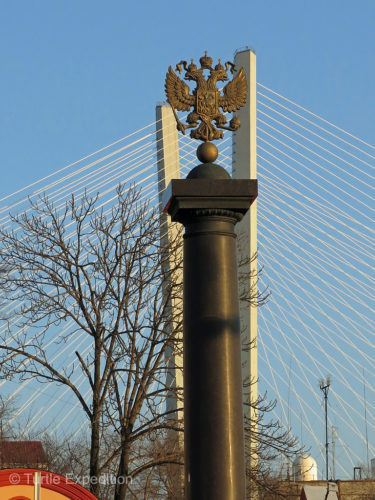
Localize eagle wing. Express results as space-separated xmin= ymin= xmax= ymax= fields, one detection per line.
xmin=165 ymin=66 xmax=194 ymax=111
xmin=219 ymin=68 xmax=247 ymax=112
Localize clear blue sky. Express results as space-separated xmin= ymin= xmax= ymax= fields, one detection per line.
xmin=1 ymin=1 xmax=375 ymax=479
xmin=1 ymin=0 xmax=374 ymax=194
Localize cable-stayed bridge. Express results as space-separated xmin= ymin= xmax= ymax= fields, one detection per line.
xmin=0 ymin=82 xmax=374 ymax=482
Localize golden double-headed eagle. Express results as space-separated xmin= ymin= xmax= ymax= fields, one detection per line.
xmin=165 ymin=52 xmax=247 ymax=142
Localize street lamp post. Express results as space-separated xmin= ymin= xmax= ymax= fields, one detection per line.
xmin=319 ymin=377 xmax=331 ymax=482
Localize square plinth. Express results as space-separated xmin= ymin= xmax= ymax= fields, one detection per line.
xmin=163 ymin=179 xmax=258 ymax=221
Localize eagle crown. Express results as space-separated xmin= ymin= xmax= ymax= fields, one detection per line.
xmin=176 ymin=53 xmax=231 ymax=89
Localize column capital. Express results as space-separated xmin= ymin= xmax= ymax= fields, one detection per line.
xmin=163 ymin=177 xmax=258 ymax=225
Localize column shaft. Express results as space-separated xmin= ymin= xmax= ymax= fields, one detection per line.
xmin=183 ymin=215 xmax=245 ymax=500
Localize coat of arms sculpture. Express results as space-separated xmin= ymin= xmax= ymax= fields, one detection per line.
xmin=165 ymin=52 xmax=247 ymax=144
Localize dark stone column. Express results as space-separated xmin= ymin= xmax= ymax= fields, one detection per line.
xmin=164 ymin=161 xmax=257 ymax=500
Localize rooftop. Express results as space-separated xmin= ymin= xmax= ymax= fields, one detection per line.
xmin=0 ymin=441 xmax=47 ymax=467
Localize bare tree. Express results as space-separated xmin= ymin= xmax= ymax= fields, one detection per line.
xmin=245 ymin=389 xmax=306 ymax=497
xmin=0 ymin=186 xmax=182 ymax=499
xmin=0 ymin=184 xmax=302 ymax=499
xmin=0 ymin=395 xmax=17 ymax=439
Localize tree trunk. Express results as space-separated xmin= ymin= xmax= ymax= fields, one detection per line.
xmin=114 ymin=437 xmax=131 ymax=500
xmin=89 ymin=413 xmax=101 ymax=497
xmin=90 ymin=336 xmax=102 ymax=497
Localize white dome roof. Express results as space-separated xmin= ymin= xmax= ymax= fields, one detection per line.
xmin=293 ymin=455 xmax=318 ymax=481
xmin=293 ymin=455 xmax=317 ymax=467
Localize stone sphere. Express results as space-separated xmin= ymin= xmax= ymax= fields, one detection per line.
xmin=196 ymin=142 xmax=218 ymax=163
